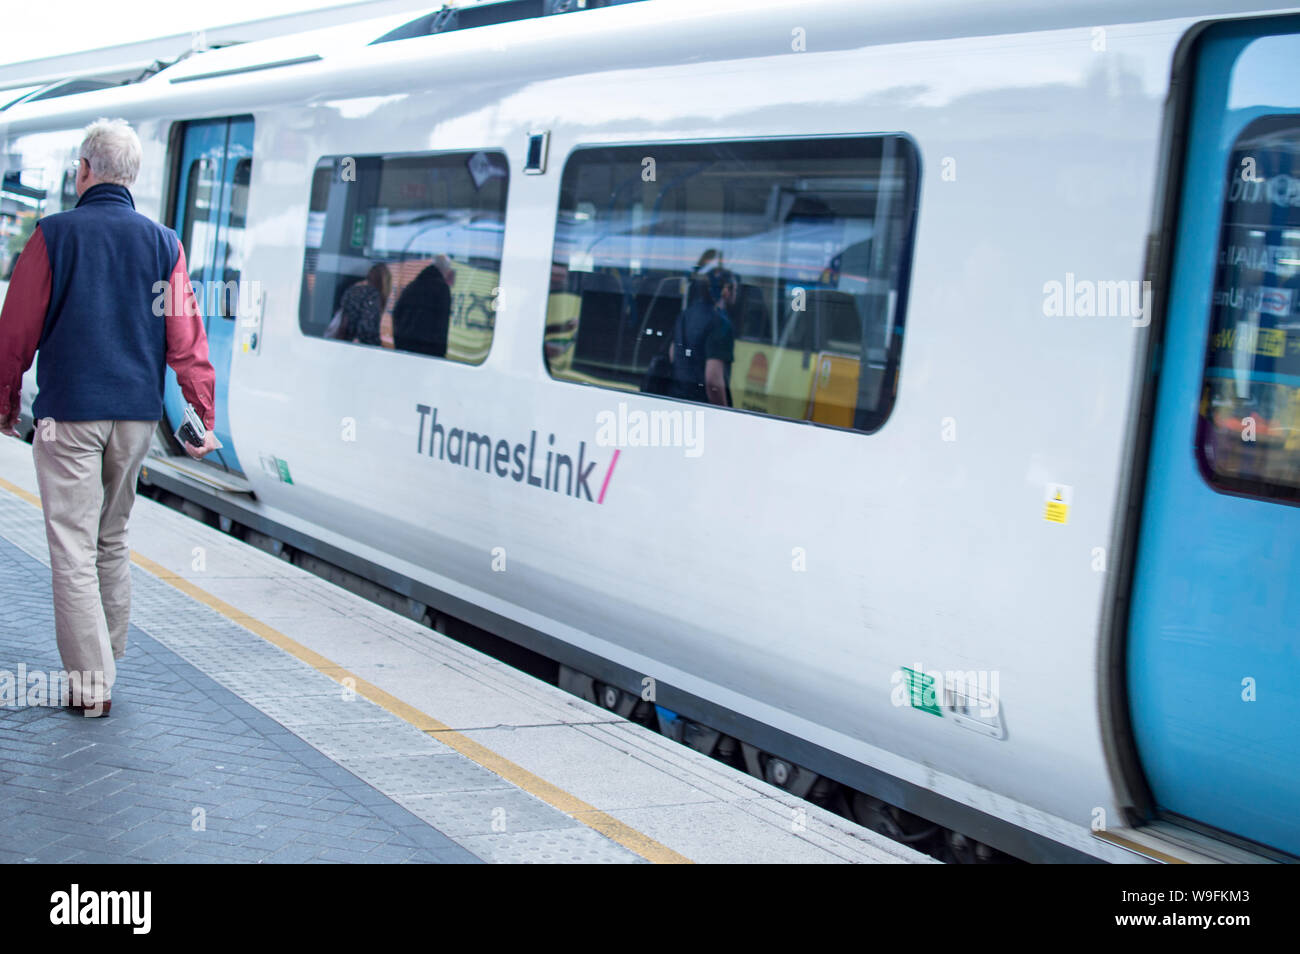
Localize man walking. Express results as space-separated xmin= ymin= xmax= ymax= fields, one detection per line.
xmin=0 ymin=118 xmax=218 ymax=717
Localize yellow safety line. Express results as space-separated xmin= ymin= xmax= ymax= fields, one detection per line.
xmin=0 ymin=476 xmax=41 ymax=508
xmin=1093 ymin=829 xmax=1189 ymax=864
xmin=0 ymin=473 xmax=691 ymax=864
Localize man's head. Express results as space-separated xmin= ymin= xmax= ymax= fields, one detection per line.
xmin=75 ymin=118 xmax=142 ymax=196
xmin=706 ymin=267 xmax=738 ymax=309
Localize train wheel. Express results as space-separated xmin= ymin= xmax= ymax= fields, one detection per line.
xmin=849 ymin=792 xmax=939 ymax=849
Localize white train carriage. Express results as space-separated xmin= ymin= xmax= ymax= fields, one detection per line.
xmin=3 ymin=0 xmax=1299 ymax=862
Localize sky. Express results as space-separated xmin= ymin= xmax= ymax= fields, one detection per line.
xmin=0 ymin=0 xmax=365 ymax=67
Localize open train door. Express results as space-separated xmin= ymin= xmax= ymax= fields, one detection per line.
xmin=1127 ymin=15 xmax=1300 ymax=858
xmin=161 ymin=116 xmax=254 ymax=476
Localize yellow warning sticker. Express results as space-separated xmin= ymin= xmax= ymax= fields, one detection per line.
xmin=1257 ymin=327 xmax=1286 ymax=358
xmin=1044 ymin=483 xmax=1073 ymax=524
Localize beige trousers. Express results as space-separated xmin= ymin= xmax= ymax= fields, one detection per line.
xmin=32 ymin=419 xmax=155 ymax=706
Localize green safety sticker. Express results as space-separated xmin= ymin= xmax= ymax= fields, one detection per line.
xmin=260 ymin=454 xmax=294 ymax=485
xmin=902 ymin=667 xmax=943 ymax=717
xmin=350 ymin=213 xmax=366 ymax=248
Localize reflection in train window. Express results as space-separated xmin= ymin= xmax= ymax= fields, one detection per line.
xmin=544 ymin=136 xmax=919 ymax=431
xmin=298 ymin=151 xmax=508 ymax=364
xmin=1199 ymin=116 xmax=1300 ymax=503
xmin=0 ymin=168 xmax=50 ymax=281
xmin=1 ymin=151 xmax=82 ymax=281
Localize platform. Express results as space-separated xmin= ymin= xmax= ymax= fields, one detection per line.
xmin=0 ymin=437 xmax=930 ymax=864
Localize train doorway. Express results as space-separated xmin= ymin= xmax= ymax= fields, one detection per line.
xmin=162 ymin=116 xmax=254 ymax=475
xmin=1127 ymin=16 xmax=1300 ymax=857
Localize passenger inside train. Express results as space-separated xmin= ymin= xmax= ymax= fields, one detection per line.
xmin=668 ymin=257 xmax=736 ymax=407
xmin=327 ymin=262 xmax=391 ymax=345
xmin=545 ymin=136 xmax=915 ymax=433
xmin=392 ymin=254 xmax=455 ymax=357
xmin=298 ymin=151 xmax=507 ymax=366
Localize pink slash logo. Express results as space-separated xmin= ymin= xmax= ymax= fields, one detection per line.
xmin=597 ymin=449 xmax=620 ymax=504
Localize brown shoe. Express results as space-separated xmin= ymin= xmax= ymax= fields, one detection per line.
xmin=68 ymin=699 xmax=111 ymax=718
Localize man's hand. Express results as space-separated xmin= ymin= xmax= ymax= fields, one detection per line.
xmin=0 ymin=403 xmax=19 ymax=438
xmin=184 ymin=430 xmax=219 ymax=459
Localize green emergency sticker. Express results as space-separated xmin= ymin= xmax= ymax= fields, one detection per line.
xmin=350 ymin=213 xmax=366 ymax=248
xmin=902 ymin=667 xmax=943 ymax=717
xmin=276 ymin=459 xmax=294 ymax=485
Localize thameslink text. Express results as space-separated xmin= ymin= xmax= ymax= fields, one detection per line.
xmin=414 ymin=404 xmax=618 ymax=504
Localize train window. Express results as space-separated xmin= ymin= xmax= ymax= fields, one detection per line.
xmin=298 ymin=150 xmax=508 ymax=363
xmin=1198 ymin=116 xmax=1300 ymax=503
xmin=544 ymin=136 xmax=919 ymax=431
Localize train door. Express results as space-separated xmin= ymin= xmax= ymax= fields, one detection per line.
xmin=162 ymin=116 xmax=254 ymax=474
xmin=1127 ymin=16 xmax=1300 ymax=857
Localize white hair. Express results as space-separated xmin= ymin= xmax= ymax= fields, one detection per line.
xmin=79 ymin=118 xmax=142 ymax=186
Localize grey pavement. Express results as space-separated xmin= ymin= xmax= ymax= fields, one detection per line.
xmin=0 ymin=534 xmax=482 ymax=864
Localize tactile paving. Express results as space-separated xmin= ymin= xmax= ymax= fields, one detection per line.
xmin=208 ymin=668 xmax=343 ymax=701
xmin=334 ymin=754 xmax=513 ymax=796
xmin=397 ymin=788 xmax=584 ymax=838
xmin=292 ymin=721 xmax=452 ymax=760
xmin=458 ymin=827 xmax=645 ymax=864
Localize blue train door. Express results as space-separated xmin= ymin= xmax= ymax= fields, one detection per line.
xmin=1128 ymin=17 xmax=1300 ymax=857
xmin=162 ymin=116 xmax=253 ymax=474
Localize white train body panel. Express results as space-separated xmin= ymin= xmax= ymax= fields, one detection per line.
xmin=6 ymin=0 xmax=1297 ymax=861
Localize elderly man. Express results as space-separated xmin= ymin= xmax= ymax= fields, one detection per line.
xmin=0 ymin=117 xmax=218 ymax=717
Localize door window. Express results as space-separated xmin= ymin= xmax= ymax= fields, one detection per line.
xmin=1198 ymin=116 xmax=1300 ymax=502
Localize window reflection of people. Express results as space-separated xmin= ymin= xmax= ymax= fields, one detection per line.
xmin=670 ymin=262 xmax=736 ymax=407
xmin=337 ymin=263 xmax=391 ymax=345
xmin=392 ymin=254 xmax=455 ymax=357
xmin=685 ymin=249 xmax=720 ymax=307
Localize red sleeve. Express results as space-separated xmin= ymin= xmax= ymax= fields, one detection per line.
xmin=0 ymin=225 xmax=52 ymax=421
xmin=164 ymin=242 xmax=216 ymax=430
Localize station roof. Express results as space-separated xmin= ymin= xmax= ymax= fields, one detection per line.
xmin=0 ymin=0 xmax=441 ymax=98
xmin=0 ymin=0 xmax=646 ymax=111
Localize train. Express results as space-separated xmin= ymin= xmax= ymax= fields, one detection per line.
xmin=2 ymin=0 xmax=1298 ymax=863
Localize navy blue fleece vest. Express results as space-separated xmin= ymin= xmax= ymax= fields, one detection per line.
xmin=33 ymin=184 xmax=179 ymax=422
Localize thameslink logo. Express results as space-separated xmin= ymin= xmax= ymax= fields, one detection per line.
xmin=50 ymin=884 xmax=151 ymax=934
xmin=414 ymin=404 xmax=619 ymax=504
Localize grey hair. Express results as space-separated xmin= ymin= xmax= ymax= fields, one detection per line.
xmin=79 ymin=118 xmax=142 ymax=186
